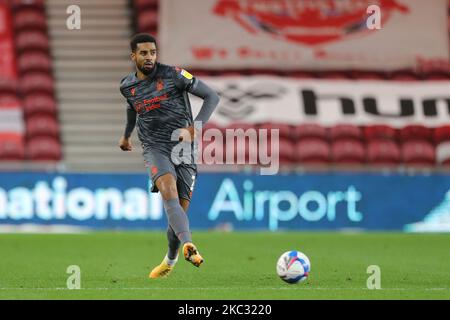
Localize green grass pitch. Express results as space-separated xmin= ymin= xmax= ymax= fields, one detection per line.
xmin=0 ymin=231 xmax=449 ymax=299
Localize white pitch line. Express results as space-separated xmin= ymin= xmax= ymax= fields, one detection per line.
xmin=0 ymin=287 xmax=448 ymax=291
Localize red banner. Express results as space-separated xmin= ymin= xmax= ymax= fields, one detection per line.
xmin=0 ymin=3 xmax=17 ymax=80
xmin=160 ymin=0 xmax=449 ymax=71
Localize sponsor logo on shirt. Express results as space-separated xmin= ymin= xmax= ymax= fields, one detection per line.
xmin=133 ymin=94 xmax=169 ymax=113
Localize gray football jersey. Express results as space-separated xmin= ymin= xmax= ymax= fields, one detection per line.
xmin=119 ymin=63 xmax=196 ymax=155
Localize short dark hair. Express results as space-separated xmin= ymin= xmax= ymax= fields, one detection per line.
xmin=130 ymin=33 xmax=157 ymax=52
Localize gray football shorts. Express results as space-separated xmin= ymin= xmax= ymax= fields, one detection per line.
xmin=143 ymin=147 xmax=198 ymax=202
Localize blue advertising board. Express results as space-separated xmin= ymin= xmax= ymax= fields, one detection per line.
xmin=0 ymin=171 xmax=449 ymax=232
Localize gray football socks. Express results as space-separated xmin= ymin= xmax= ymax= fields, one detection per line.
xmin=163 ymin=198 xmax=192 ymax=245
xmin=166 ymin=225 xmax=181 ymax=260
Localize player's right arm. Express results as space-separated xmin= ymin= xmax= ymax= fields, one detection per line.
xmin=119 ymin=102 xmax=136 ymax=151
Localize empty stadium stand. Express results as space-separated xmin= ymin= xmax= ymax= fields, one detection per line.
xmin=1 ymin=0 xmax=450 ymax=171
xmin=46 ymin=0 xmax=142 ymax=171
xmin=0 ymin=0 xmax=61 ymax=165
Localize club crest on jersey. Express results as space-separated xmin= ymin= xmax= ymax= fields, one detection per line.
xmin=156 ymin=78 xmax=164 ymax=91
xmin=130 ymin=87 xmax=136 ymax=96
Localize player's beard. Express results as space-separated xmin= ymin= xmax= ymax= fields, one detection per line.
xmin=138 ymin=62 xmax=155 ymax=76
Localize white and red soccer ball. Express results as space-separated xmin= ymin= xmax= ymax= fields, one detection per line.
xmin=276 ymin=250 xmax=311 ymax=284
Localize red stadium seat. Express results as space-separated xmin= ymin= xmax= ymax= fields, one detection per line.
xmin=277 ymin=138 xmax=295 ymax=164
xmin=258 ymin=122 xmax=292 ymax=140
xmin=425 ymin=73 xmax=450 ymax=81
xmin=0 ymin=93 xmax=20 ymax=106
xmin=20 ymin=73 xmax=54 ymax=95
xmin=190 ymin=70 xmax=214 ymax=77
xmin=401 ymin=140 xmax=435 ymax=165
xmin=27 ymin=137 xmax=61 ymax=161
xmin=200 ymin=133 xmax=224 ymax=164
xmin=137 ymin=10 xmax=158 ymax=32
xmin=201 ymin=121 xmax=222 ymax=134
xmin=223 ymin=122 xmax=256 ymax=132
xmin=330 ymin=124 xmax=363 ymax=142
xmin=288 ymin=71 xmax=316 ymax=79
xmin=434 ymin=125 xmax=450 ymax=143
xmin=399 ymin=125 xmax=432 ymax=142
xmin=219 ymin=137 xmax=294 ymax=165
xmin=294 ymin=138 xmax=330 ymax=164
xmin=0 ymin=78 xmax=18 ymax=95
xmin=134 ymin=0 xmax=159 ymax=10
xmin=11 ymin=0 xmax=44 ymax=10
xmin=247 ymin=69 xmax=280 ymax=76
xmin=331 ymin=139 xmax=365 ymax=164
xmin=223 ymin=124 xmax=258 ymax=164
xmin=23 ymin=93 xmax=57 ymax=117
xmin=436 ymin=142 xmax=450 ymax=166
xmin=219 ymin=71 xmax=246 ymax=77
xmin=293 ymin=124 xmax=328 ymax=141
xmin=0 ymin=133 xmax=25 ymax=160
xmin=317 ymin=71 xmax=351 ymax=80
xmin=200 ymin=122 xmax=224 ymax=163
xmin=259 ymin=137 xmax=295 ymax=164
xmin=17 ymin=51 xmax=51 ymax=74
xmin=15 ymin=31 xmax=49 ymax=52
xmin=367 ymin=140 xmax=401 ymax=164
xmin=364 ymin=125 xmax=397 ymax=141
xmin=216 ymin=124 xmax=295 ymax=164
xmin=14 ymin=9 xmax=47 ymax=31
xmin=26 ymin=115 xmax=59 ymax=139
xmin=389 ymin=71 xmax=420 ymax=81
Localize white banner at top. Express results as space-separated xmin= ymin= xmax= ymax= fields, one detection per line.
xmin=189 ymin=77 xmax=450 ymax=128
xmin=159 ymin=0 xmax=449 ymax=71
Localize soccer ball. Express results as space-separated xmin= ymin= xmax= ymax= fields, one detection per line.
xmin=276 ymin=250 xmax=311 ymax=284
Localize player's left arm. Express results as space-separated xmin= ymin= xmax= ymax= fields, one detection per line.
xmin=188 ymin=79 xmax=220 ymax=125
xmin=172 ymin=68 xmax=220 ymax=140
